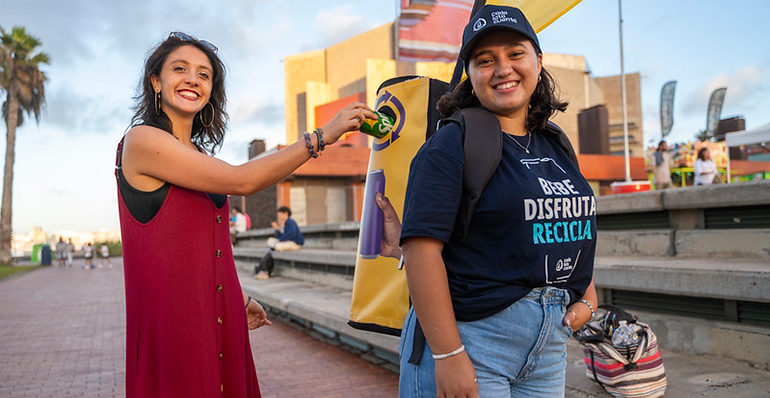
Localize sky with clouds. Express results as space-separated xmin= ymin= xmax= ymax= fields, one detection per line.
xmin=2 ymin=0 xmax=768 ymax=234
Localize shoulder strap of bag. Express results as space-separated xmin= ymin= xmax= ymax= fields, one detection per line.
xmin=588 ymin=351 xmax=609 ymax=392
xmin=575 ymin=322 xmax=608 ymax=344
xmin=440 ymin=109 xmax=579 ymax=241
xmin=407 ymin=107 xmax=500 ymax=363
xmin=441 ymin=107 xmax=502 ymax=241
xmin=599 ymin=304 xmax=638 ymax=329
xmin=542 ymin=121 xmax=580 ymax=170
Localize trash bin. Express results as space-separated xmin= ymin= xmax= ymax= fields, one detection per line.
xmin=31 ymin=244 xmax=42 ymax=263
xmin=610 ymin=180 xmax=651 ymax=195
xmin=40 ymin=244 xmax=52 ymax=265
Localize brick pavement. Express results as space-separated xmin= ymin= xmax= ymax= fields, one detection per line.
xmin=0 ymin=259 xmax=398 ymax=397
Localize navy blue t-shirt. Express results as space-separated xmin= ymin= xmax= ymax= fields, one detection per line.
xmin=276 ymin=218 xmax=304 ymax=245
xmin=400 ymin=122 xmax=596 ymax=322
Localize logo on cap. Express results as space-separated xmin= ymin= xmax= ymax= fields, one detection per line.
xmin=473 ymin=18 xmax=487 ymax=32
xmin=491 ymin=10 xmax=517 ymax=25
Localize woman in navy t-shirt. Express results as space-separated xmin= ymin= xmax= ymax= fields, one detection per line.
xmin=395 ymin=5 xmax=598 ymax=397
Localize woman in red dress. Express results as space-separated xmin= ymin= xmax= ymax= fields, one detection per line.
xmin=117 ymin=32 xmax=375 ymax=398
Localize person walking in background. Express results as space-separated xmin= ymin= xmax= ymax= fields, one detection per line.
xmin=83 ymin=243 xmax=94 ymax=269
xmin=65 ymin=238 xmax=75 ymax=267
xmin=55 ymin=238 xmax=66 ymax=267
xmin=99 ymin=243 xmax=113 ymax=268
xmin=396 ymin=6 xmax=598 ymax=397
xmin=116 ymin=32 xmax=375 ymax=398
xmin=267 ymin=206 xmax=304 ymax=252
xmin=694 ymin=147 xmax=718 ymax=185
xmin=650 ymin=140 xmax=674 ymax=189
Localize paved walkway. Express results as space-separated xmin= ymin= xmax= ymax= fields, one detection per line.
xmin=0 ymin=259 xmax=398 ymax=397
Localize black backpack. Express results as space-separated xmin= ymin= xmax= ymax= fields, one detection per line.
xmin=440 ymin=106 xmax=579 ymax=241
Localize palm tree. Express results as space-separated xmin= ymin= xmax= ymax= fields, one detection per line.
xmin=0 ymin=26 xmax=49 ymax=264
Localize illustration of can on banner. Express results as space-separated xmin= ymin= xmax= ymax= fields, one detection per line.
xmin=359 ymin=169 xmax=386 ymax=259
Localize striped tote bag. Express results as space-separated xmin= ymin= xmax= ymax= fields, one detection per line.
xmin=576 ymin=316 xmax=667 ymax=397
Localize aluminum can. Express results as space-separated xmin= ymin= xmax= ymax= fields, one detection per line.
xmin=359 ymin=111 xmax=395 ymax=139
xmin=359 ymin=169 xmax=386 ymax=259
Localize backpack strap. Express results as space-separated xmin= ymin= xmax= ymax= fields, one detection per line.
xmin=405 ymin=107 xmax=501 ymax=363
xmin=441 ymin=107 xmax=502 ymax=241
xmin=542 ymin=121 xmax=580 ymax=170
xmin=440 ymin=108 xmax=579 ymax=241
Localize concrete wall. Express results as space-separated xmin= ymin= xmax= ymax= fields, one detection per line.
xmin=326 ymin=23 xmax=394 ymax=99
xmin=284 ymin=23 xmax=394 ymax=146
xmin=595 ymin=180 xmax=770 ymax=260
xmin=284 ymin=50 xmax=326 ymax=144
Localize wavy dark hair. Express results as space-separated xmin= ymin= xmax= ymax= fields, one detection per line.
xmin=697 ymin=147 xmax=709 ymax=161
xmin=130 ymin=34 xmax=228 ymax=155
xmin=436 ymin=67 xmax=568 ymax=132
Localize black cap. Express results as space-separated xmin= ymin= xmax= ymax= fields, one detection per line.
xmin=459 ymin=5 xmax=541 ymax=63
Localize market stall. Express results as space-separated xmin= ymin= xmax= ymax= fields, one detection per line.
xmin=725 ymin=122 xmax=770 ymax=182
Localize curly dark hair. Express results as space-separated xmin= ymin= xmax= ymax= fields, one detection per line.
xmin=130 ymin=34 xmax=228 ymax=155
xmin=436 ymin=67 xmax=568 ymax=131
xmin=697 ymin=147 xmax=709 ymax=161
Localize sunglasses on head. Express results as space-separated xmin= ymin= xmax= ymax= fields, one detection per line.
xmin=169 ymin=32 xmax=218 ymax=53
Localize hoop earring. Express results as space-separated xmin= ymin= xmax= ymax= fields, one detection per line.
xmin=154 ymin=92 xmax=162 ymax=116
xmin=538 ymin=75 xmax=542 ymax=82
xmin=471 ymin=89 xmax=476 ymax=97
xmin=199 ymin=102 xmax=214 ymax=128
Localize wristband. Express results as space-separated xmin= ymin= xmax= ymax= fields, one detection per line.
xmin=579 ymin=299 xmax=595 ymax=322
xmin=314 ymin=128 xmax=325 ymax=152
xmin=303 ymin=132 xmax=318 ymax=158
xmin=432 ymin=344 xmax=465 ymax=360
xmin=245 ymin=296 xmax=253 ymax=310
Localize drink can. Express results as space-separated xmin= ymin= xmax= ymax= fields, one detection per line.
xmin=359 ymin=111 xmax=395 ymax=139
xmin=359 ymin=169 xmax=386 ymax=259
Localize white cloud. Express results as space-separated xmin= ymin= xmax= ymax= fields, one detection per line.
xmin=682 ymin=66 xmax=770 ymax=117
xmin=313 ymin=4 xmax=371 ymax=48
xmin=3 ymin=0 xmax=769 ymax=234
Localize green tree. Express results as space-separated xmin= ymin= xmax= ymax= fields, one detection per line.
xmin=0 ymin=26 xmax=49 ymax=264
xmin=695 ymin=129 xmax=710 ymax=142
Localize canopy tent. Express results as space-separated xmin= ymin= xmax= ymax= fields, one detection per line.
xmin=725 ymin=122 xmax=770 ymax=147
xmin=724 ymin=122 xmax=770 ymax=182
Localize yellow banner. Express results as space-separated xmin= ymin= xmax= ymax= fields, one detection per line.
xmin=349 ymin=0 xmax=583 ymax=334
xmin=350 ymin=77 xmax=431 ymax=332
xmin=486 ymin=0 xmax=583 ymax=33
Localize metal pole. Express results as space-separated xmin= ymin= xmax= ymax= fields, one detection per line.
xmin=394 ymin=0 xmax=400 ymax=62
xmin=619 ymin=0 xmax=631 ymax=182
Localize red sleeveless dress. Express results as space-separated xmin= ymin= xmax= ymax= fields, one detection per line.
xmin=117 ymin=144 xmax=261 ymax=397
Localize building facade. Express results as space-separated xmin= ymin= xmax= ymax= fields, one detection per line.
xmin=243 ymin=22 xmax=649 ymax=227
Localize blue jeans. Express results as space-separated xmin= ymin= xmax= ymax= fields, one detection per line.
xmin=399 ymin=287 xmax=573 ymax=398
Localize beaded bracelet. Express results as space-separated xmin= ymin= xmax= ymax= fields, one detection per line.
xmin=245 ymin=296 xmax=253 ymax=310
xmin=303 ymin=132 xmax=318 ymax=158
xmin=314 ymin=128 xmax=325 ymax=152
xmin=432 ymin=344 xmax=465 ymax=360
xmin=579 ymin=299 xmax=595 ymax=322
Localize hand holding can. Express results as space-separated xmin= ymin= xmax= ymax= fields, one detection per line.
xmin=359 ymin=109 xmax=395 ymax=139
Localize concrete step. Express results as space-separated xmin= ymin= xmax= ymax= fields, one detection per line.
xmin=235 ymin=247 xmax=770 ymax=367
xmin=239 ymin=271 xmax=770 ymax=397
